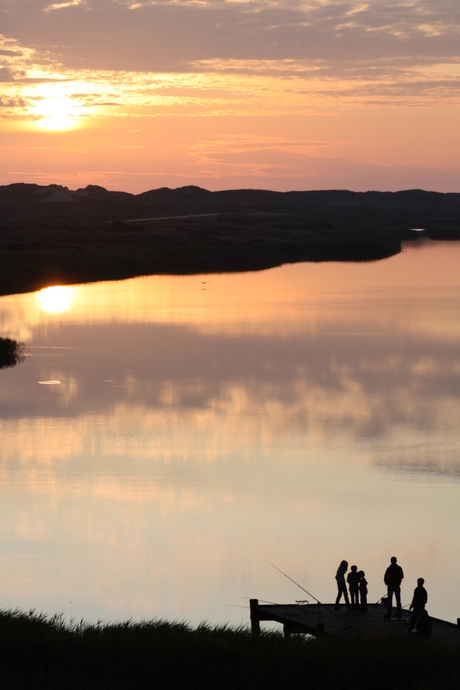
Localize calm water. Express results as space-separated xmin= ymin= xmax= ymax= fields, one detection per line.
xmin=1 ymin=239 xmax=460 ymax=628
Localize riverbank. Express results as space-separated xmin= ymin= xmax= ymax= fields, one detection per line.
xmin=1 ymin=609 xmax=459 ymax=689
xmin=1 ymin=184 xmax=460 ymax=297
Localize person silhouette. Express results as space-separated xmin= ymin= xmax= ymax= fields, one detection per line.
xmin=383 ymin=556 xmax=404 ymax=620
xmin=335 ymin=560 xmax=351 ymax=610
xmin=347 ymin=565 xmax=360 ymax=610
xmin=415 ymin=609 xmax=432 ymax=638
xmin=409 ymin=578 xmax=428 ymax=632
xmin=358 ymin=570 xmax=368 ymax=611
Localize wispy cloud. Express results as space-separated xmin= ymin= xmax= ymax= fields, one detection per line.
xmin=2 ymin=45 xmax=459 ymax=127
xmin=44 ymin=0 xmax=87 ymax=12
xmin=1 ymin=0 xmax=459 ymax=73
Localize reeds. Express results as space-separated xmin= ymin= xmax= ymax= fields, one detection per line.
xmin=0 ymin=608 xmax=459 ymax=689
xmin=0 ymin=338 xmax=26 ymax=369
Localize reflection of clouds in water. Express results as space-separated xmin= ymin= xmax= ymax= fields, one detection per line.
xmin=2 ymin=354 xmax=460 ymax=482
xmin=3 ymin=319 xmax=460 ymax=424
xmin=374 ymin=437 xmax=460 ymax=479
xmin=2 ymin=245 xmax=460 ymax=630
xmin=1 ymin=251 xmax=460 ymax=485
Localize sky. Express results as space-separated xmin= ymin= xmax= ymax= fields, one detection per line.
xmin=1 ymin=0 xmax=460 ymax=193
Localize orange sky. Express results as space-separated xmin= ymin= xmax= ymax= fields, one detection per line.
xmin=1 ymin=1 xmax=459 ymax=193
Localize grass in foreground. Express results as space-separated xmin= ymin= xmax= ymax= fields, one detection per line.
xmin=1 ymin=609 xmax=459 ymax=689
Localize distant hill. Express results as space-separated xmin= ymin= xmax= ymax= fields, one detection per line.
xmin=1 ymin=184 xmax=459 ymax=296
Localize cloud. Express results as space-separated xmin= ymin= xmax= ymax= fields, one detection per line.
xmin=0 ymin=48 xmax=23 ymax=57
xmin=0 ymin=67 xmax=15 ymax=82
xmin=44 ymin=0 xmax=87 ymax=11
xmin=0 ymin=94 xmax=26 ymax=109
xmin=1 ymin=0 xmax=459 ymax=73
xmin=1 ymin=1 xmax=459 ymax=112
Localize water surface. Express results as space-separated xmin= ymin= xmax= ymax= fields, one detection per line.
xmin=1 ymin=239 xmax=459 ymax=627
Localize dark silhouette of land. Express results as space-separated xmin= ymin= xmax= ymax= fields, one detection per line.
xmin=1 ymin=183 xmax=460 ymax=296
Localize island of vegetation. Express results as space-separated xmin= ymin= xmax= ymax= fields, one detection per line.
xmin=0 ymin=337 xmax=26 ymax=369
xmin=1 ymin=183 xmax=460 ymax=296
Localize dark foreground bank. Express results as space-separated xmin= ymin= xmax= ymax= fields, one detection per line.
xmin=1 ymin=184 xmax=460 ymax=296
xmin=1 ymin=610 xmax=459 ymax=690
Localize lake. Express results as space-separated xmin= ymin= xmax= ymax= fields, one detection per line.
xmin=1 ymin=238 xmax=459 ymax=628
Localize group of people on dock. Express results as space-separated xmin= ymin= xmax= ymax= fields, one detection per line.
xmin=335 ymin=556 xmax=429 ymax=634
xmin=335 ymin=561 xmax=368 ymax=611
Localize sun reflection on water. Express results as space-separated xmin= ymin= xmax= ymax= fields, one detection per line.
xmin=38 ymin=286 xmax=75 ymax=314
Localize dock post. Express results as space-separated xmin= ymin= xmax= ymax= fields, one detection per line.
xmin=250 ymin=599 xmax=260 ymax=636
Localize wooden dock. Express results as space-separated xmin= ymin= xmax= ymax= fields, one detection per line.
xmin=250 ymin=599 xmax=460 ymax=643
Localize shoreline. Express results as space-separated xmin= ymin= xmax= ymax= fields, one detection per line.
xmin=1 ymin=183 xmax=459 ymax=297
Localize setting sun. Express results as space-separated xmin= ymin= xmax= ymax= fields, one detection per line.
xmin=35 ymin=97 xmax=82 ymax=131
xmin=31 ymin=82 xmax=85 ymax=131
xmin=35 ymin=96 xmax=80 ymax=130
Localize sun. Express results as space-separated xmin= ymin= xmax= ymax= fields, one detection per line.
xmin=33 ymin=83 xmax=84 ymax=131
xmin=35 ymin=94 xmax=81 ymax=131
xmin=36 ymin=96 xmax=80 ymax=130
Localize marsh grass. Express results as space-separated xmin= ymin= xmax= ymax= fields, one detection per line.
xmin=0 ymin=609 xmax=459 ymax=689
xmin=0 ymin=338 xmax=26 ymax=369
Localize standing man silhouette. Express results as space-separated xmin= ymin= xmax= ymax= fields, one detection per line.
xmin=384 ymin=556 xmax=404 ymax=620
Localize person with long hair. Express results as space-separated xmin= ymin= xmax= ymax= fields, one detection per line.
xmin=335 ymin=560 xmax=351 ymax=610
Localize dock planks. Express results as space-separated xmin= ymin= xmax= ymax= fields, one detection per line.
xmin=250 ymin=600 xmax=460 ymax=643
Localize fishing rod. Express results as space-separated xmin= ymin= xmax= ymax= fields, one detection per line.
xmin=266 ymin=559 xmax=361 ymax=636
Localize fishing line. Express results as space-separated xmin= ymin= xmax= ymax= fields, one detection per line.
xmin=237 ymin=596 xmax=281 ymax=606
xmin=236 ymin=596 xmax=280 ymax=605
xmin=266 ymin=559 xmax=361 ymax=636
xmin=226 ymin=604 xmax=250 ymax=609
